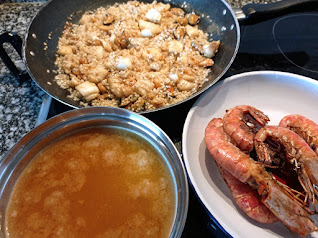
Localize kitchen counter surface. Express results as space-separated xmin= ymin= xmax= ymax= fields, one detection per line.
xmin=0 ymin=2 xmax=46 ymax=158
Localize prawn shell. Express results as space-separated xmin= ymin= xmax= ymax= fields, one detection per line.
xmin=205 ymin=118 xmax=253 ymax=183
xmin=223 ymin=105 xmax=270 ymax=153
xmin=279 ymin=114 xmax=318 ymax=155
xmin=216 ymin=163 xmax=278 ymax=224
xmin=254 ymin=125 xmax=318 ymax=203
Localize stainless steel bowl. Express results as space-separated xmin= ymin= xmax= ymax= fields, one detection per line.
xmin=0 ymin=107 xmax=189 ymax=237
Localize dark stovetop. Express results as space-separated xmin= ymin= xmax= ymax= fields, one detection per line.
xmin=46 ymin=8 xmax=318 ymax=238
xmin=227 ymin=12 xmax=318 ymax=80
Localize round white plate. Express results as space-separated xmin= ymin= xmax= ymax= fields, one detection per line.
xmin=182 ymin=71 xmax=318 ymax=238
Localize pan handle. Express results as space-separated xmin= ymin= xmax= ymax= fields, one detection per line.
xmin=0 ymin=32 xmax=29 ymax=83
xmin=235 ymin=0 xmax=318 ymax=24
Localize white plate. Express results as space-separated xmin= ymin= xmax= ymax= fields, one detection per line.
xmin=182 ymin=71 xmax=318 ymax=238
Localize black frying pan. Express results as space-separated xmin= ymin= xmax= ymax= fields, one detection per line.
xmin=0 ymin=0 xmax=317 ymax=114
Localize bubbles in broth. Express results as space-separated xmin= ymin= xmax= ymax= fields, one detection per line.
xmin=5 ymin=127 xmax=176 ymax=237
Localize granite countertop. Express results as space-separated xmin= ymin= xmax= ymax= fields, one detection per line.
xmin=0 ymin=2 xmax=46 ymax=159
xmin=0 ymin=0 xmax=275 ymax=159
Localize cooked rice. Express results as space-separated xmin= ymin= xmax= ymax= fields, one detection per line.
xmin=55 ymin=0 xmax=220 ymax=112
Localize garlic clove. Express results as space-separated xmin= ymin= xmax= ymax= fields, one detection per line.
xmin=116 ymin=57 xmax=132 ymax=70
xmin=169 ymin=73 xmax=179 ymax=82
xmin=146 ymin=9 xmax=161 ymax=23
xmin=141 ymin=29 xmax=153 ymax=37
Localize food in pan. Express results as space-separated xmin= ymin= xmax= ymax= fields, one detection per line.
xmin=54 ymin=0 xmax=220 ymax=112
xmin=5 ymin=127 xmax=176 ymax=237
xmin=204 ymin=105 xmax=318 ymax=237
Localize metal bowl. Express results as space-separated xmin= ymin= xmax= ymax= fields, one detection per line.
xmin=0 ymin=107 xmax=189 ymax=237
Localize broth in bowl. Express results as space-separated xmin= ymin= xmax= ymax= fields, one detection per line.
xmin=5 ymin=127 xmax=176 ymax=237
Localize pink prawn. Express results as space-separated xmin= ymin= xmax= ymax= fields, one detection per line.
xmin=223 ymin=105 xmax=270 ymax=153
xmin=216 ymin=162 xmax=278 ymax=223
xmin=279 ymin=114 xmax=318 ymax=155
xmin=205 ymin=118 xmax=317 ymax=237
xmin=255 ymin=125 xmax=318 ymax=212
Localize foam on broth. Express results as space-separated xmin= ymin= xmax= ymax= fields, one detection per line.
xmin=5 ymin=127 xmax=176 ymax=237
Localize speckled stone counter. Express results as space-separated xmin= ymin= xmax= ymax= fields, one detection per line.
xmin=0 ymin=2 xmax=46 ymax=159
xmin=0 ymin=0 xmax=275 ymax=159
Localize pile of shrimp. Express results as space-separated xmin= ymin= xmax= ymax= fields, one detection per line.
xmin=204 ymin=105 xmax=318 ymax=237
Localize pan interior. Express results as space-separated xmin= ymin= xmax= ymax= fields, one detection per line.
xmin=23 ymin=0 xmax=239 ymax=110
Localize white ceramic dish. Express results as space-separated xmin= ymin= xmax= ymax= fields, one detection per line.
xmin=182 ymin=71 xmax=318 ymax=238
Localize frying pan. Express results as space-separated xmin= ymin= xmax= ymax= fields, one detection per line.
xmin=0 ymin=0 xmax=317 ymax=114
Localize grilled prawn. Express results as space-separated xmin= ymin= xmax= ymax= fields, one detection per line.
xmin=279 ymin=114 xmax=318 ymax=155
xmin=223 ymin=105 xmax=270 ymax=153
xmin=205 ymin=118 xmax=318 ymax=237
xmin=216 ymin=162 xmax=278 ymax=223
xmin=255 ymin=125 xmax=318 ymax=212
